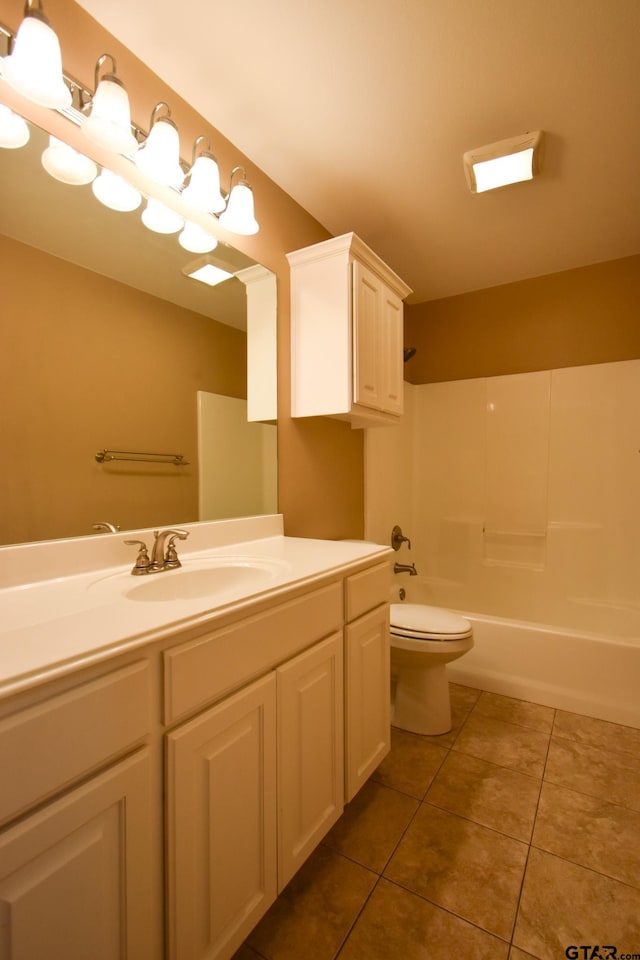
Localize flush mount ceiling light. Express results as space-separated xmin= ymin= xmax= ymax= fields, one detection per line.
xmin=82 ymin=54 xmax=138 ymax=156
xmin=2 ymin=0 xmax=71 ymax=109
xmin=182 ymin=257 xmax=233 ymax=287
xmin=463 ymin=130 xmax=544 ymax=194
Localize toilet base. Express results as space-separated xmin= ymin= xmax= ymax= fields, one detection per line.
xmin=392 ymin=662 xmax=452 ymax=736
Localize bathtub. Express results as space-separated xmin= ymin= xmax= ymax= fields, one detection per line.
xmin=445 ymin=612 xmax=640 ymax=729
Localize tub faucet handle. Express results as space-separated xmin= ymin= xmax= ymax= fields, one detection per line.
xmin=391 ymin=525 xmax=412 ymax=551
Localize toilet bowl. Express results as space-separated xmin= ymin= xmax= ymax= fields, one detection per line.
xmin=390 ymin=603 xmax=473 ymax=736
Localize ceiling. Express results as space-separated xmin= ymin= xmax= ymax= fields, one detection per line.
xmin=74 ymin=0 xmax=640 ymax=304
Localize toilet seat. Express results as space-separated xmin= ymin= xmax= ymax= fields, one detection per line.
xmin=390 ymin=603 xmax=472 ymax=641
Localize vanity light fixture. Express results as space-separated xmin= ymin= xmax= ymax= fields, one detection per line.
xmin=141 ymin=196 xmax=184 ymax=234
xmin=0 ymin=103 xmax=30 ymax=148
xmin=41 ymin=134 xmax=97 ymax=184
xmin=218 ymin=166 xmax=259 ymax=235
xmin=178 ymin=221 xmax=219 ymax=254
xmin=463 ymin=131 xmax=544 ymax=193
xmin=2 ymin=0 xmax=71 ymax=109
xmin=82 ymin=54 xmax=138 ymax=156
xmin=182 ymin=136 xmax=226 ymax=214
xmin=92 ymin=167 xmax=142 ymax=211
xmin=135 ymin=102 xmax=184 ymax=189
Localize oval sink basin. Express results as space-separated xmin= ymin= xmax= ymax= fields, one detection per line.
xmin=88 ymin=555 xmax=289 ymax=603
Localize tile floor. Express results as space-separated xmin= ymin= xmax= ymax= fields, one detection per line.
xmin=235 ymin=684 xmax=640 ymax=960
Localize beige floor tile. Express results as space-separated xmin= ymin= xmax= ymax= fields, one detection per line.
xmin=426 ymin=750 xmax=540 ymax=841
xmin=513 ymin=848 xmax=640 ymax=960
xmin=384 ymin=803 xmax=528 ymax=940
xmin=338 ymin=878 xmax=509 ymax=960
xmin=423 ymin=690 xmax=476 ymax=747
xmin=453 ymin=712 xmax=550 ymax=778
xmin=553 ymin=709 xmax=640 ymax=757
xmin=246 ymin=845 xmax=377 ymax=960
xmin=323 ymin=780 xmax=418 ymax=873
xmin=473 ymin=691 xmax=554 ymax=733
xmin=371 ymin=727 xmax=448 ymax=799
xmin=533 ymin=781 xmax=640 ymax=887
xmin=545 ymin=736 xmax=640 ymax=813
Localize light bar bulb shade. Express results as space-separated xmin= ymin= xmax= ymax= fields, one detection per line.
xmin=182 ymin=154 xmax=225 ymax=214
xmin=41 ymin=135 xmax=97 ymax=185
xmin=83 ymin=75 xmax=138 ymax=155
xmin=92 ymin=168 xmax=142 ymax=212
xmin=2 ymin=13 xmax=71 ymax=109
xmin=141 ymin=197 xmax=184 ymax=234
xmin=0 ymin=104 xmax=30 ymax=148
xmin=219 ymin=180 xmax=259 ymax=235
xmin=135 ymin=116 xmax=184 ymax=188
xmin=178 ymin=221 xmax=219 ymax=254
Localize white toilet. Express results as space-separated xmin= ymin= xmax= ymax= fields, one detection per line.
xmin=390 ymin=603 xmax=473 ymax=736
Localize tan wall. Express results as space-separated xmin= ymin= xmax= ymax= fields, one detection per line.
xmin=0 ymin=235 xmax=247 ymax=543
xmin=0 ymin=0 xmax=365 ymax=542
xmin=405 ymin=255 xmax=640 ymax=384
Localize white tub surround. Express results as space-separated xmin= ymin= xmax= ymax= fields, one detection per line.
xmin=0 ymin=515 xmax=392 ymax=960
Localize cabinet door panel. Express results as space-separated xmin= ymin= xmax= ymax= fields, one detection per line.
xmin=0 ymin=749 xmax=156 ymax=960
xmin=353 ymin=261 xmax=383 ymax=411
xmin=167 ymin=673 xmax=277 ymax=960
xmin=380 ymin=289 xmax=404 ymax=414
xmin=277 ymin=632 xmax=344 ymax=889
xmin=345 ymin=606 xmax=391 ymax=801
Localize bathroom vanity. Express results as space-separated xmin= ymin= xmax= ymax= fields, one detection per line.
xmin=0 ymin=516 xmax=392 ymax=960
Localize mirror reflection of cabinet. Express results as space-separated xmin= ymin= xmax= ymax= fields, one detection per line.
xmin=288 ymin=233 xmax=412 ymax=428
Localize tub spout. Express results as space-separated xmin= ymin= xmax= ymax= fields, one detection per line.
xmin=394 ymin=562 xmax=417 ymax=576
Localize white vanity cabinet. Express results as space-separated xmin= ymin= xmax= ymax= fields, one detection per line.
xmin=164 ymin=582 xmax=345 ymax=960
xmin=288 ymin=232 xmax=412 ymax=427
xmin=0 ymin=660 xmax=160 ymax=960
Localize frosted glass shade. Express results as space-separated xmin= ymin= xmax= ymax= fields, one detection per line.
xmin=92 ymin=168 xmax=142 ymax=211
xmin=0 ymin=104 xmax=30 ymax=148
xmin=179 ymin=221 xmax=218 ymax=253
xmin=83 ymin=76 xmax=138 ymax=155
xmin=135 ymin=118 xmax=184 ymax=188
xmin=141 ymin=197 xmax=184 ymax=234
xmin=41 ymin=136 xmax=97 ymax=185
xmin=182 ymin=154 xmax=225 ymax=214
xmin=219 ymin=181 xmax=259 ymax=235
xmin=2 ymin=15 xmax=71 ymax=109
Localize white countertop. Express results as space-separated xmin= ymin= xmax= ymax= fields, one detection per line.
xmin=0 ymin=516 xmax=391 ymax=698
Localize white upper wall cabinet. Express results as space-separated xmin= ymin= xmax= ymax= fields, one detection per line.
xmin=287 ymin=233 xmax=412 ymax=428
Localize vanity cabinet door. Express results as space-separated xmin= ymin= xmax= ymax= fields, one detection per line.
xmin=277 ymin=631 xmax=344 ymax=889
xmin=166 ymin=673 xmax=277 ymax=960
xmin=0 ymin=749 xmax=157 ymax=960
xmin=345 ymin=604 xmax=391 ymax=801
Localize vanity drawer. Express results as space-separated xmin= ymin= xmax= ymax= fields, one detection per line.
xmin=345 ymin=562 xmax=391 ymax=622
xmin=164 ymin=581 xmax=343 ymax=724
xmin=0 ymin=660 xmax=151 ymax=826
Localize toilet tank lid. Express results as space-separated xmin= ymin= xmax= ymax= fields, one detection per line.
xmin=390 ymin=603 xmax=471 ymax=635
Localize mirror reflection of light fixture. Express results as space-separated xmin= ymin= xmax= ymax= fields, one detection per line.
xmin=92 ymin=167 xmax=142 ymax=211
xmin=0 ymin=103 xmax=30 ymax=148
xmin=2 ymin=0 xmax=71 ymax=109
xmin=219 ymin=166 xmax=259 ymax=235
xmin=463 ymin=131 xmax=544 ymax=194
xmin=178 ymin=221 xmax=218 ymax=254
xmin=182 ymin=136 xmax=226 ymax=214
xmin=141 ymin=196 xmax=184 ymax=234
xmin=135 ymin=102 xmax=184 ymax=189
xmin=82 ymin=54 xmax=138 ymax=156
xmin=41 ymin=134 xmax=97 ymax=184
xmin=182 ymin=256 xmax=233 ymax=287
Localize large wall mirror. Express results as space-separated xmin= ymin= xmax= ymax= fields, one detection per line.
xmin=0 ymin=110 xmax=277 ymax=547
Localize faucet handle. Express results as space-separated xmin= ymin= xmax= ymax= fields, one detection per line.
xmin=391 ymin=525 xmax=412 ymax=551
xmin=124 ymin=539 xmax=152 ymax=575
xmin=164 ymin=532 xmax=188 ymax=569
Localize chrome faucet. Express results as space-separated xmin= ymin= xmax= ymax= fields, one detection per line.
xmin=124 ymin=528 xmax=189 ymax=575
xmin=394 ymin=562 xmax=417 ymax=576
